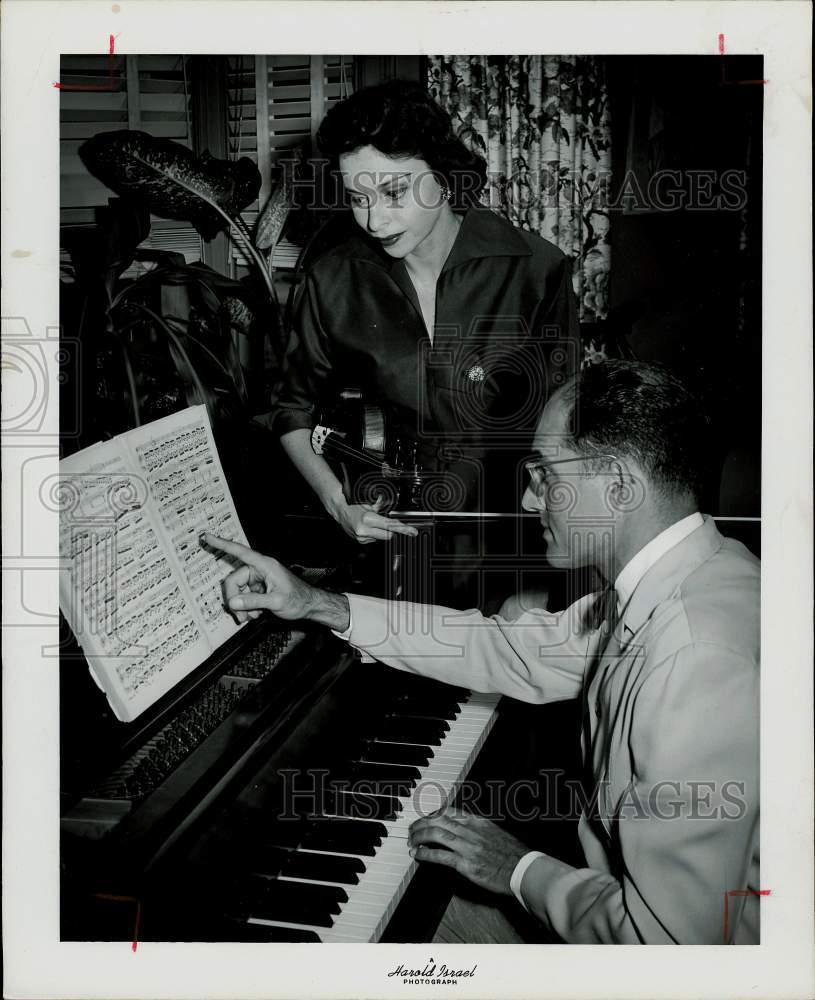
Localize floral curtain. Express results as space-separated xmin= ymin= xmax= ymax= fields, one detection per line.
xmin=428 ymin=56 xmax=611 ymax=323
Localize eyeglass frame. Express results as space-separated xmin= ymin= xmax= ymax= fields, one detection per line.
xmin=523 ymin=453 xmax=620 ymax=506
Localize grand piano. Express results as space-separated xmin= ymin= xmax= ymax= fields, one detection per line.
xmin=61 ymin=607 xmax=505 ymax=942
xmin=59 ymin=500 xmax=568 ymax=945
xmin=57 ymin=368 xmax=604 ymax=944
xmin=58 ymin=404 xmax=758 ymax=946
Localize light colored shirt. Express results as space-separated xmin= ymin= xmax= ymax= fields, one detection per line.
xmin=614 ymin=511 xmax=703 ymax=613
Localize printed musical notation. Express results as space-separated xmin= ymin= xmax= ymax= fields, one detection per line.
xmin=114 ymin=619 xmax=201 ymax=696
xmin=131 ymin=415 xmax=246 ymax=638
xmin=58 ymin=406 xmax=249 ymax=722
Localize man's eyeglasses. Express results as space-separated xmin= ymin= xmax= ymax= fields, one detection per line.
xmin=524 ymin=454 xmax=619 ymax=507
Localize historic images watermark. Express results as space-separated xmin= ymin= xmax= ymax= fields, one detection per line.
xmin=277 ymin=768 xmax=751 ymax=824
xmin=285 ymin=164 xmax=750 ymax=214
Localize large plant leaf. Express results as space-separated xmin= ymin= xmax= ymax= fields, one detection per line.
xmin=79 ymin=130 xmax=261 ymax=241
xmin=255 ymin=160 xmax=296 ymax=251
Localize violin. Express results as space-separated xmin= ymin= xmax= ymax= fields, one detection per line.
xmin=311 ymin=389 xmax=427 ymax=511
xmin=311 ymin=389 xmax=535 ymax=523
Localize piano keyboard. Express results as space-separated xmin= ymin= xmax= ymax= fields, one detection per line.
xmin=225 ymin=687 xmax=500 ymax=943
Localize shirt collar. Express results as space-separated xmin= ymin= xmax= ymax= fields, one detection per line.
xmin=326 ymin=205 xmax=532 ymax=272
xmin=614 ymin=512 xmax=705 ymax=614
xmin=443 ymin=206 xmax=532 ymax=270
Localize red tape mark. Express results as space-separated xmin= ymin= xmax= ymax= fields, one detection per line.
xmin=718 ymin=32 xmax=769 ymax=86
xmin=723 ymin=888 xmax=770 ymax=942
xmin=54 ymin=34 xmax=119 ymax=91
xmin=92 ymin=893 xmax=142 ymax=952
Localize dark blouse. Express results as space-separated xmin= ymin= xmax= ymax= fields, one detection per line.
xmin=273 ymin=206 xmax=579 ymax=510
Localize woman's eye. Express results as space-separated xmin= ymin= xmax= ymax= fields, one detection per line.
xmin=349 ymin=194 xmax=368 ymax=208
xmin=386 ymin=187 xmax=408 ymax=203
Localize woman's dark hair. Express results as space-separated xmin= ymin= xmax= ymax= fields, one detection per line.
xmin=316 ymin=79 xmax=487 ymax=208
xmin=561 ymin=360 xmax=713 ymax=504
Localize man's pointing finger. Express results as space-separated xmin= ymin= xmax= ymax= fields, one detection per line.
xmin=201 ymin=532 xmax=266 ymax=569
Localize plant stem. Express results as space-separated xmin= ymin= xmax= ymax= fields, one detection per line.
xmin=114 ymin=332 xmax=142 ymax=427
xmin=129 ymin=302 xmax=211 ymax=411
xmin=228 ymin=216 xmax=280 ymax=307
xmin=164 ymin=315 xmax=248 ymax=407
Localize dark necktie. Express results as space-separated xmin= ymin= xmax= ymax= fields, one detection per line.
xmin=580 ymin=587 xmax=619 ymax=830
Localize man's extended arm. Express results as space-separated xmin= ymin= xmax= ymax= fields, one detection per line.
xmin=202 ymin=533 xmax=597 ymax=703
xmin=338 ymin=591 xmax=596 ymax=703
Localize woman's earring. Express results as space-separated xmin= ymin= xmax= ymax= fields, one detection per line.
xmin=439 ymin=186 xmax=451 ymax=203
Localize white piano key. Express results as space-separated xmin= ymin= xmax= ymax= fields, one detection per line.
xmin=250 ymin=692 xmax=500 ymax=943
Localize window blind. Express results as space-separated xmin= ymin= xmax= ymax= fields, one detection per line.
xmin=60 ymin=55 xmax=202 ymax=272
xmin=227 ymin=55 xmax=353 ymax=270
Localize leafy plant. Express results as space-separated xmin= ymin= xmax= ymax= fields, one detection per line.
xmin=79 ymin=130 xmax=281 ymax=301
xmin=63 ymin=131 xmax=295 ymax=449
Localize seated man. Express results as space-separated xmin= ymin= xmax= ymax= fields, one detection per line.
xmin=202 ymin=359 xmax=760 ymax=945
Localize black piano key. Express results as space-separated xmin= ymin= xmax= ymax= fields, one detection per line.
xmin=249 ymin=903 xmax=335 ymax=928
xmin=360 ymin=741 xmax=433 ymax=767
xmin=254 ymin=819 xmax=310 ymax=852
xmin=326 ymin=757 xmax=419 ymax=793
xmin=242 ymin=877 xmax=347 ymax=925
xmin=225 ymin=921 xmax=322 ymax=943
xmin=244 ymin=844 xmax=291 ymax=876
xmin=390 ymin=693 xmax=462 ymax=719
xmin=389 ymin=713 xmax=451 ymax=733
xmin=346 ymin=761 xmax=421 ymax=796
xmin=351 ymin=760 xmax=422 ymax=782
xmin=391 ymin=675 xmax=470 ymax=701
xmin=344 ymin=776 xmax=414 ymax=799
xmin=323 ymin=789 xmax=400 ymax=822
xmin=282 ymin=851 xmax=364 ymax=885
xmin=249 ymin=926 xmax=323 ymax=942
xmin=321 ymin=755 xmax=366 ymax=785
xmin=277 ymin=879 xmax=348 ymax=912
xmin=302 ymin=817 xmax=386 ymax=855
xmin=375 ymin=718 xmax=445 ymax=746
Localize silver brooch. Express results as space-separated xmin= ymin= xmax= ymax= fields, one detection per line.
xmin=467 ymin=364 xmax=486 ymax=383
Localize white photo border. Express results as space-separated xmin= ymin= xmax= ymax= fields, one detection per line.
xmin=2 ymin=2 xmax=812 ymax=998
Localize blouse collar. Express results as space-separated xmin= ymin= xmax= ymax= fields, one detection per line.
xmin=329 ymin=205 xmax=533 ymax=272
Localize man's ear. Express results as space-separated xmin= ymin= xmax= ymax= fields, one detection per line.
xmin=607 ymin=459 xmax=645 ymax=513
xmin=609 ymin=459 xmax=626 ymax=488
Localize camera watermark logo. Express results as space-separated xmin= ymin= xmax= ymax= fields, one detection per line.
xmin=1 ymin=318 xmax=79 ymax=436
xmin=418 ymin=319 xmax=576 ymax=445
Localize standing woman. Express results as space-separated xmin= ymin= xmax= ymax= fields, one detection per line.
xmin=273 ymin=80 xmax=578 ymax=602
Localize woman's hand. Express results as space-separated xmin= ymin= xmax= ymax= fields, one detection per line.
xmin=330 ymin=494 xmax=418 ymax=545
xmin=200 ymin=533 xmax=351 ymax=631
xmin=279 ymin=430 xmax=416 ymax=545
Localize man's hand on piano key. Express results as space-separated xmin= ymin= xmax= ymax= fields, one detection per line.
xmin=200 ymin=533 xmax=351 ymax=632
xmin=407 ymin=807 xmax=528 ymax=896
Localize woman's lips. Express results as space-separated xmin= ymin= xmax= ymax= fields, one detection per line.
xmin=376 ymin=233 xmax=404 ymax=247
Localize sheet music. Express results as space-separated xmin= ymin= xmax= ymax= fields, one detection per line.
xmin=125 ymin=407 xmax=248 ymax=648
xmin=58 ymin=406 xmax=250 ymax=722
xmin=59 ymin=439 xmax=212 ymax=721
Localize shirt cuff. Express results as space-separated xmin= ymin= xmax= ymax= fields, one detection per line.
xmin=330 ymin=601 xmax=353 ymax=641
xmin=510 ymin=851 xmax=546 ymax=911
